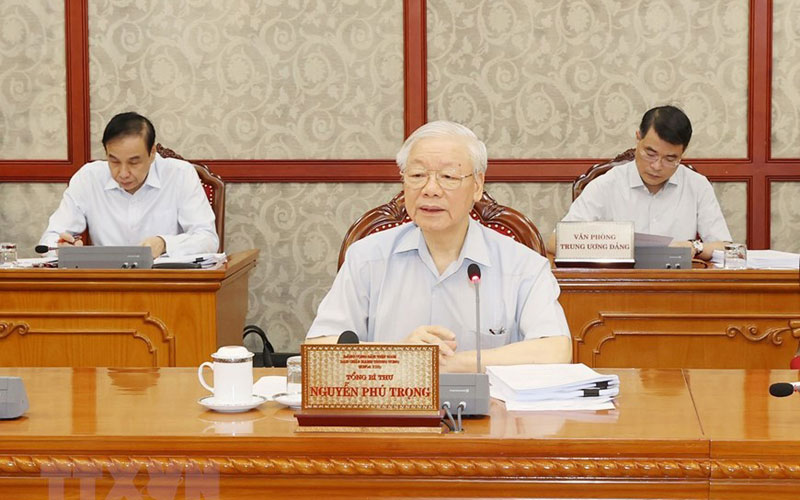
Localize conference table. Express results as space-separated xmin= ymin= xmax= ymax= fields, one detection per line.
xmin=0 ymin=367 xmax=798 ymax=499
xmin=554 ymin=268 xmax=800 ymax=369
xmin=0 ymin=250 xmax=258 ymax=368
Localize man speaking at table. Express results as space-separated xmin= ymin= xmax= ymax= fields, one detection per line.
xmin=39 ymin=112 xmax=219 ymax=257
xmin=305 ymin=121 xmax=571 ymax=372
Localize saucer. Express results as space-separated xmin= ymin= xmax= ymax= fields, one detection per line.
xmin=198 ymin=394 xmax=267 ymax=413
xmin=273 ymin=392 xmax=302 ymax=408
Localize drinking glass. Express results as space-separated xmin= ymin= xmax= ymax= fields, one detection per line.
xmin=0 ymin=242 xmax=17 ymax=267
xmin=724 ymin=243 xmax=747 ymax=269
xmin=286 ymin=355 xmax=302 ymax=396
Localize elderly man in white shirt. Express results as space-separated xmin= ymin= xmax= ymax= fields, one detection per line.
xmin=40 ymin=112 xmax=219 ymax=257
xmin=546 ymin=105 xmax=731 ymax=260
xmin=306 ymin=121 xmax=571 ymax=373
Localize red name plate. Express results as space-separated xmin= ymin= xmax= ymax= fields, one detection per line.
xmin=300 ymin=344 xmax=438 ymax=411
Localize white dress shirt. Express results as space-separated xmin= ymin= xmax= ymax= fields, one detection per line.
xmin=307 ymin=219 xmax=570 ymax=350
xmin=562 ymin=160 xmax=732 ymax=242
xmin=40 ymin=154 xmax=219 ymax=256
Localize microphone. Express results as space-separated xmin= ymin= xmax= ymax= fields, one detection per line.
xmin=437 ymin=263 xmax=490 ymax=418
xmin=769 ymin=381 xmax=800 ymax=397
xmin=337 ymin=330 xmax=359 ymax=344
xmin=35 ymin=245 xmax=56 ymax=254
xmin=467 ymin=263 xmax=481 ymax=372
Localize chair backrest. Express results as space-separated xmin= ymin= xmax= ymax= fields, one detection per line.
xmin=156 ymin=144 xmax=225 ymax=252
xmin=337 ymin=190 xmax=545 ymax=269
xmin=573 ymin=148 xmax=697 ymax=201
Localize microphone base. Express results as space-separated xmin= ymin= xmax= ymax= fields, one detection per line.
xmin=439 ymin=373 xmax=490 ymax=416
xmin=0 ymin=377 xmax=29 ymax=420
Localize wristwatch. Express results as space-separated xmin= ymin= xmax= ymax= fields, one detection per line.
xmin=690 ymin=239 xmax=704 ymax=256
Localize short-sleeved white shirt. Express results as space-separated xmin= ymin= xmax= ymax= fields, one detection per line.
xmin=307 ymin=219 xmax=570 ymax=350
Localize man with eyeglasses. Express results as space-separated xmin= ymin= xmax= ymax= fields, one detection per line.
xmin=306 ymin=121 xmax=571 ymax=372
xmin=546 ymin=105 xmax=731 ymax=260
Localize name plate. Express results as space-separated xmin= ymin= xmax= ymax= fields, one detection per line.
xmin=301 ymin=344 xmax=438 ymax=411
xmin=555 ymin=221 xmax=635 ymax=265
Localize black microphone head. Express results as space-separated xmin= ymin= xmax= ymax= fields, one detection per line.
xmin=34 ymin=245 xmax=50 ymax=254
xmin=337 ymin=330 xmax=360 ymax=344
xmin=769 ymin=382 xmax=795 ymax=397
xmin=467 ymin=263 xmax=481 ymax=282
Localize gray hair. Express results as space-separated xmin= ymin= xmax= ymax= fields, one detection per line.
xmin=395 ymin=121 xmax=488 ymax=174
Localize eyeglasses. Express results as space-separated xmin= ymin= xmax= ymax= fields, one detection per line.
xmin=638 ymin=147 xmax=681 ymax=168
xmin=402 ymin=168 xmax=474 ymax=190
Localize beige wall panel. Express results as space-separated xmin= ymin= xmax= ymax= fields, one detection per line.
xmin=772 ymin=0 xmax=800 ymax=158
xmin=0 ymin=1 xmax=67 ymax=159
xmin=713 ymin=181 xmax=747 ymax=245
xmin=427 ymin=0 xmax=749 ymax=159
xmin=0 ymin=183 xmax=62 ymax=255
xmin=771 ymin=182 xmax=800 ymax=252
xmin=88 ymin=0 xmax=404 ymax=160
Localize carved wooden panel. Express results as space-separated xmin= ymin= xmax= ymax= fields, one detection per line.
xmin=0 ymin=312 xmax=173 ymax=367
xmin=575 ymin=313 xmax=800 ymax=368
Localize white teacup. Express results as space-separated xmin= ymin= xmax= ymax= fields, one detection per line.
xmin=198 ymin=346 xmax=254 ymax=403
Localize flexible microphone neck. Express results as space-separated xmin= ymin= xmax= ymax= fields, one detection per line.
xmin=467 ymin=263 xmax=481 ymax=373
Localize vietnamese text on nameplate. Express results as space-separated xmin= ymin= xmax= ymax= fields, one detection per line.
xmin=301 ymin=344 xmax=438 ymax=411
xmin=556 ymin=221 xmax=634 ymax=261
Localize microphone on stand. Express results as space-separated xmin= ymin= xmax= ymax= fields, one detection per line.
xmin=769 ymin=381 xmax=800 ymax=397
xmin=437 ymin=263 xmax=490 ymax=420
xmin=467 ymin=263 xmax=481 ymax=372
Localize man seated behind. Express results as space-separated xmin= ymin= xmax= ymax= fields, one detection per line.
xmin=39 ymin=112 xmax=219 ymax=257
xmin=305 ymin=121 xmax=571 ymax=373
xmin=546 ymin=105 xmax=731 ymax=260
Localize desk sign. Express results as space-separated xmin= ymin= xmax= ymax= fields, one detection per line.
xmin=554 ymin=221 xmax=635 ymax=267
xmin=300 ymin=344 xmax=438 ymax=411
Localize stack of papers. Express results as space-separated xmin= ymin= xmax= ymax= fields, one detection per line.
xmin=711 ymin=249 xmax=800 ymax=269
xmin=487 ymin=363 xmax=619 ymax=411
xmin=154 ymin=252 xmax=227 ymax=269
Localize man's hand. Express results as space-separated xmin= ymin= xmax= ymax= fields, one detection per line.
xmin=669 ymin=239 xmax=696 ymax=257
xmin=140 ymin=236 xmax=166 ymax=258
xmin=57 ymin=232 xmax=83 ymax=247
xmin=404 ymin=325 xmax=458 ymax=359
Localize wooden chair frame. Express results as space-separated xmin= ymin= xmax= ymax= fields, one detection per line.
xmin=337 ymin=190 xmax=545 ymax=269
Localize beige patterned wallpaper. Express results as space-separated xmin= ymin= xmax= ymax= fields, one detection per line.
xmin=87 ymin=0 xmax=404 ymax=159
xmin=771 ymin=182 xmax=800 ymax=252
xmin=0 ymin=0 xmax=66 ymax=159
xmin=0 ymin=180 xmax=749 ymax=351
xmin=427 ymin=0 xmax=749 ymax=158
xmin=772 ymin=0 xmax=800 ymax=158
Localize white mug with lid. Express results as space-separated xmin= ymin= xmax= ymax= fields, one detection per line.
xmin=198 ymin=346 xmax=254 ymax=404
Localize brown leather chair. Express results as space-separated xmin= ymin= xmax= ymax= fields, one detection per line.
xmin=156 ymin=143 xmax=225 ymax=252
xmin=573 ymin=148 xmax=696 ymax=201
xmin=337 ymin=191 xmax=545 ymax=269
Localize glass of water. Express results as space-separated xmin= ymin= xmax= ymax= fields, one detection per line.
xmin=286 ymin=355 xmax=302 ymax=396
xmin=0 ymin=242 xmax=17 ymax=267
xmin=724 ymin=243 xmax=747 ymax=269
